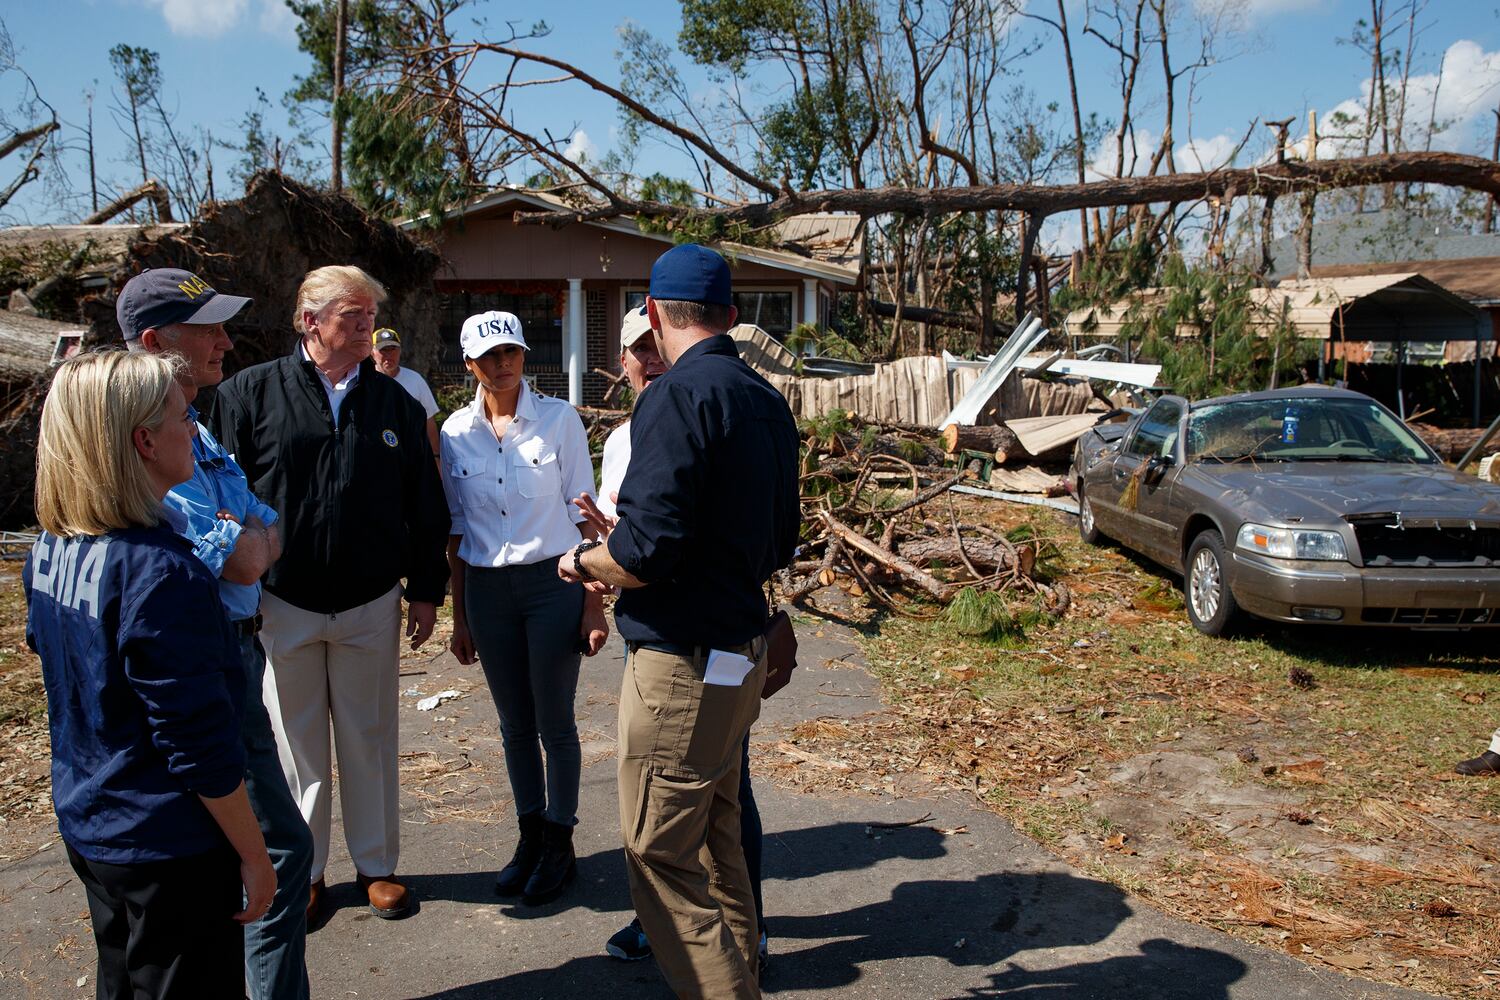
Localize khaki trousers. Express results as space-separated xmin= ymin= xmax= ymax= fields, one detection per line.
xmin=618 ymin=641 xmax=767 ymax=1000
xmin=260 ymin=586 xmax=403 ymax=882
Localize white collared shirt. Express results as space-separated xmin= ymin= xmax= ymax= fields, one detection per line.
xmin=439 ymin=382 xmax=594 ymax=567
xmin=596 ymin=419 xmax=631 ymax=519
xmin=299 ymin=342 xmax=360 ymax=427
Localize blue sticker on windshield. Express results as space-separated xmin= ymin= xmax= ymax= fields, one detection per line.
xmin=1281 ymin=406 xmax=1299 ymax=444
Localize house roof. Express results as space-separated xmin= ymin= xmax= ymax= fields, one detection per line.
xmin=1262 ymin=208 xmax=1500 ymax=278
xmin=409 ymin=187 xmax=861 ymax=285
xmin=1307 ymin=257 xmax=1500 ymax=305
xmin=1063 ymin=273 xmax=1482 ymax=341
xmin=770 ymin=213 xmax=863 ymax=269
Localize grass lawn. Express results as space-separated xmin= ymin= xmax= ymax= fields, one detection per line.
xmin=787 ymin=499 xmax=1500 ymax=997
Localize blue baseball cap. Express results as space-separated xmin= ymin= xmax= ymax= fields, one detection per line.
xmin=648 ymin=244 xmax=732 ymax=306
xmin=116 ymin=268 xmax=251 ymax=341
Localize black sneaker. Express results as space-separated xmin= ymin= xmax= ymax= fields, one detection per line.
xmin=606 ymin=918 xmax=651 ymax=961
xmin=1456 ymin=749 xmax=1500 ymax=775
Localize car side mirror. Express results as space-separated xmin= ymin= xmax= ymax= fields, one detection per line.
xmin=1144 ymin=454 xmax=1173 ymax=485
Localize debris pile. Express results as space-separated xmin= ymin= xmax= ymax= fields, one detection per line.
xmin=777 ymin=411 xmax=1071 ymax=618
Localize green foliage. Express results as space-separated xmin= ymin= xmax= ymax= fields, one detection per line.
xmin=341 ymin=88 xmax=465 ymax=222
xmin=799 ymin=407 xmax=854 ymax=447
xmin=946 ymin=587 xmax=1050 ymax=646
xmin=677 ymin=0 xmax=807 ymax=74
xmin=433 ymin=383 xmax=472 ymax=426
xmin=756 ymin=78 xmax=873 ymax=190
xmin=784 ymin=323 xmax=866 ymax=362
xmin=1058 ymin=248 xmax=1316 ymax=398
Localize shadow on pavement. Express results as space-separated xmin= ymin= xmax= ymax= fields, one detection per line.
xmin=391 ymin=819 xmax=950 ymax=922
xmin=407 ymin=827 xmax=1246 ymax=999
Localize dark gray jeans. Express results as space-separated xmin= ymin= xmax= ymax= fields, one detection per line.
xmin=465 ymin=561 xmax=584 ymax=826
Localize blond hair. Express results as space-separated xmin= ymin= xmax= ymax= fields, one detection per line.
xmin=35 ymin=350 xmax=181 ymax=537
xmin=293 ymin=265 xmax=388 ymax=334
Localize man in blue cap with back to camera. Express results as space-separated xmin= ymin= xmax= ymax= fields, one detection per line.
xmin=559 ymin=244 xmax=800 ymax=999
xmin=119 ymin=267 xmax=314 ymax=1000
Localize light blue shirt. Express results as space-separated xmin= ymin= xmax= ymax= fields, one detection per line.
xmin=163 ymin=407 xmax=279 ymax=621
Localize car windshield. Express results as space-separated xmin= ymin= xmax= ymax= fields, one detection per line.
xmin=1186 ymin=396 xmax=1436 ymax=465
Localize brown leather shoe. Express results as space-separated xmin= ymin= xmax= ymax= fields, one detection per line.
xmin=356 ymin=872 xmax=412 ymax=919
xmin=306 ymin=878 xmax=325 ymax=925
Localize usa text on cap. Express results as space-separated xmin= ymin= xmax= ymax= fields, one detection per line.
xmin=116 ymin=268 xmax=253 ymax=341
xmin=460 ymin=310 xmax=529 ymax=360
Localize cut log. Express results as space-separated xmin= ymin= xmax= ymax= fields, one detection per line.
xmin=895 ymin=536 xmax=1032 ymax=575
xmin=817 ymin=511 xmax=957 ymax=602
xmin=940 ymin=422 xmax=1022 ymax=461
xmin=1409 ymin=423 xmax=1487 ymax=462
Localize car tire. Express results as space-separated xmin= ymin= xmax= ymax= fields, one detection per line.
xmin=1185 ymin=530 xmax=1241 ymax=636
xmin=1078 ymin=487 xmax=1104 ymax=545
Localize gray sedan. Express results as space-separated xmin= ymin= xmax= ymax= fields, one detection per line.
xmin=1070 ymin=386 xmax=1500 ymax=635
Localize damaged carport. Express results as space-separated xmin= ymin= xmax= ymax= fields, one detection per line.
xmin=1067 ymin=274 xmax=1490 ymax=424
xmin=1268 ymin=275 xmax=1489 ymax=424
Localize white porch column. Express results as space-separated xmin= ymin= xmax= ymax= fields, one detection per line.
xmin=566 ymin=278 xmax=584 ymax=405
xmin=802 ymin=278 xmax=819 ymax=328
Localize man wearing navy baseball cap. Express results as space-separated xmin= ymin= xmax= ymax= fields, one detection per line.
xmin=119 ymin=267 xmax=315 ymax=1000
xmin=560 ymin=244 xmax=800 ymax=998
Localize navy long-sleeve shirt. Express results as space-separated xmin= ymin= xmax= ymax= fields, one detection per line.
xmin=608 ymin=335 xmax=801 ymax=646
xmin=24 ymin=514 xmax=246 ymax=864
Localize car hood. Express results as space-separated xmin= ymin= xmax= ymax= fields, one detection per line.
xmin=1184 ymin=462 xmax=1500 ymax=525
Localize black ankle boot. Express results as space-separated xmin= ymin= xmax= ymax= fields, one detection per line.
xmin=522 ymin=820 xmax=577 ymax=904
xmin=495 ymin=812 xmax=545 ymax=896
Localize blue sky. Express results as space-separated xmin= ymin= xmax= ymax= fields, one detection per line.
xmin=3 ymin=0 xmax=1499 ymax=225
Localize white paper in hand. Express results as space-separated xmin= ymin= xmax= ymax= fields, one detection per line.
xmin=704 ymin=648 xmax=755 ymax=687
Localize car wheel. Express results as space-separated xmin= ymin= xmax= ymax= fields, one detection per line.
xmin=1078 ymin=488 xmax=1103 ymax=545
xmin=1185 ymin=530 xmax=1241 ymax=636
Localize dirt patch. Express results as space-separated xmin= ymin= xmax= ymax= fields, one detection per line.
xmin=779 ymin=496 xmax=1500 ymax=997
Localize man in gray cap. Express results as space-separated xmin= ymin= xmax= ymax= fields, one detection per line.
xmin=120 ymin=267 xmax=314 ymax=1000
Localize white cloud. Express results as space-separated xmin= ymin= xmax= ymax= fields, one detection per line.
xmin=1300 ymin=38 xmax=1500 ymax=159
xmin=1193 ymin=0 xmax=1330 ymax=18
xmin=257 ymin=0 xmax=298 ymax=40
xmin=1087 ymin=126 xmax=1239 ymax=180
xmin=145 ymin=0 xmax=248 ymax=38
xmin=563 ymin=129 xmax=597 ymax=164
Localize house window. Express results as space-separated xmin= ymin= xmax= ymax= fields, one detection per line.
xmin=733 ymin=291 xmax=794 ymax=339
xmin=624 ymin=289 xmax=647 ymax=312
xmin=438 ymin=290 xmax=562 ymax=368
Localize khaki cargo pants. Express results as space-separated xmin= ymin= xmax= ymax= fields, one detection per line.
xmin=618 ymin=640 xmax=767 ymax=1000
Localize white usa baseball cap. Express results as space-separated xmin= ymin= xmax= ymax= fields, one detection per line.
xmin=460 ymin=310 xmax=529 ymax=359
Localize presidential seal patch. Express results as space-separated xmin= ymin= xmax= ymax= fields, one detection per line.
xmin=382 ymin=429 xmax=399 ymax=447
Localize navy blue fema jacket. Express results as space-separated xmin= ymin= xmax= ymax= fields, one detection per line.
xmin=24 ymin=516 xmax=246 ymax=864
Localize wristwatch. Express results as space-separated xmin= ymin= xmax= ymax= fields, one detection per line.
xmin=572 ymin=539 xmax=603 ymax=582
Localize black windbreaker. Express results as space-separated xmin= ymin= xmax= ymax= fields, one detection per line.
xmin=214 ymin=352 xmax=450 ymax=614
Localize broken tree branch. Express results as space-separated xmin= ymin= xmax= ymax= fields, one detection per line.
xmin=509 ymin=151 xmax=1500 ymax=230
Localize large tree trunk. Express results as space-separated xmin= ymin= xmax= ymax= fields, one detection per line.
xmin=940 ymin=423 xmax=1023 ymax=462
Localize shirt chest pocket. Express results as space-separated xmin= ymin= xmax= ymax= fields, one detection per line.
xmin=514 ymin=442 xmax=561 ymax=499
xmin=447 ymin=459 xmax=491 ymax=509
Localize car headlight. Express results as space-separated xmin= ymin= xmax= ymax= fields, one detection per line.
xmin=1236 ymin=523 xmax=1348 ymax=561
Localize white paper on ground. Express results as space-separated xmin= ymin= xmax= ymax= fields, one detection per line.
xmin=704 ymin=649 xmax=756 ymax=687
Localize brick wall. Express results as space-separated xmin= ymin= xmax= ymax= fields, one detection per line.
xmin=585 ymin=290 xmax=608 ymax=406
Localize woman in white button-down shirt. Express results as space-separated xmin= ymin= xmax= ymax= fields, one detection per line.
xmin=440 ymin=310 xmax=607 ymax=905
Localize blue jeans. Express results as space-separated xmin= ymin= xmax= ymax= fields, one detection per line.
xmin=737 ymin=733 xmax=766 ymax=936
xmin=466 ymin=562 xmax=585 ymax=826
xmin=239 ymin=634 xmax=315 ymax=1000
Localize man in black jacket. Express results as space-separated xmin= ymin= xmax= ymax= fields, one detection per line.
xmin=215 ymin=265 xmax=449 ymax=923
